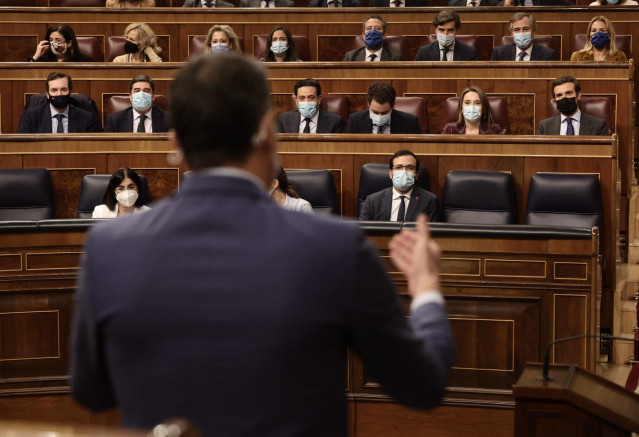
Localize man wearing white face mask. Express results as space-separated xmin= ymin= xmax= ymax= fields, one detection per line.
xmin=277 ymin=79 xmax=345 ymax=134
xmin=359 ymin=149 xmax=438 ymax=222
xmin=105 ymin=75 xmax=170 ymax=133
xmin=415 ymin=10 xmax=478 ymax=61
xmin=491 ymin=13 xmax=556 ymax=61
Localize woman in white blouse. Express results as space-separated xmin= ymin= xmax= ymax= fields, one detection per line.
xmin=268 ymin=166 xmax=313 ymax=214
xmin=93 ymin=168 xmax=151 ymax=218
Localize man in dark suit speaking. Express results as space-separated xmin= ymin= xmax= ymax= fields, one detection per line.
xmin=276 ymin=78 xmax=345 ymax=133
xmin=70 ymin=54 xmax=454 ymax=436
xmin=415 ymin=10 xmax=479 ymax=61
xmin=491 ymin=13 xmax=556 ymax=61
xmin=105 ymin=75 xmax=170 ymax=133
xmin=18 ymin=72 xmax=102 ymax=134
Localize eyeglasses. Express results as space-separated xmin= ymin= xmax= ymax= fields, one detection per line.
xmin=392 ymin=165 xmax=417 ymax=171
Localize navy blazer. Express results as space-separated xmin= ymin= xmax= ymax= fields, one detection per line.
xmin=343 ymin=46 xmax=403 ymax=61
xmin=105 ymin=107 xmax=171 ymax=133
xmin=359 ymin=186 xmax=438 ymax=222
xmin=71 ymin=173 xmax=455 ymax=436
xmin=414 ymin=40 xmax=479 ymax=61
xmin=491 ymin=43 xmax=556 ymax=61
xmin=17 ymin=104 xmax=102 ymax=133
xmin=308 ymin=0 xmax=362 ymax=6
xmin=536 ymin=112 xmax=610 ymax=136
xmin=369 ymin=0 xmax=429 ymax=5
xmin=277 ymin=110 xmax=345 ymax=133
xmin=347 ymin=109 xmax=422 ymax=134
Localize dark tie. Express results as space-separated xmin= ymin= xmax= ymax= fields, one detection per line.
xmin=518 ymin=51 xmax=526 ymax=61
xmin=137 ymin=114 xmax=147 ymax=133
xmin=376 ymin=124 xmax=383 ymax=134
xmin=369 ymin=53 xmax=377 ymax=62
xmin=565 ymin=118 xmax=574 ymax=136
xmin=204 ymin=1 xmax=213 ymax=6
xmin=303 ymin=117 xmax=311 ymax=133
xmin=442 ymin=48 xmax=450 ymax=61
xmin=54 ymin=113 xmax=64 ymax=133
xmin=397 ymin=195 xmax=406 ymax=222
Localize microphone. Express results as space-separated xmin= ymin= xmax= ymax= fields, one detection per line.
xmin=538 ymin=334 xmax=639 ymax=382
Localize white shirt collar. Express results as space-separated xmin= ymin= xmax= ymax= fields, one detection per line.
xmin=515 ymin=45 xmax=533 ymax=59
xmin=560 ymin=108 xmax=581 ymax=122
xmin=132 ymin=107 xmax=152 ymax=119
xmin=49 ymin=104 xmax=69 ymax=118
xmin=298 ymin=109 xmax=320 ymax=123
xmin=365 ymin=46 xmax=384 ymax=61
xmin=201 ymin=0 xmax=215 ymax=6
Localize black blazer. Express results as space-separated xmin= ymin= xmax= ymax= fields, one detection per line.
xmin=18 ymin=104 xmax=102 ymax=133
xmin=414 ymin=40 xmax=479 ymax=61
xmin=359 ymin=186 xmax=438 ymax=222
xmin=536 ymin=112 xmax=610 ymax=136
xmin=277 ymin=110 xmax=345 ymax=134
xmin=105 ymin=107 xmax=171 ymax=133
xmin=347 ymin=109 xmax=422 ymax=134
xmin=369 ymin=0 xmax=429 ymax=5
xmin=343 ymin=46 xmax=403 ymax=61
xmin=308 ymin=0 xmax=362 ymax=5
xmin=491 ymin=43 xmax=556 ymax=61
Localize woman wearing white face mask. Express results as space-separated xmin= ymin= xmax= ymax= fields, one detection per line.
xmin=204 ymin=25 xmax=242 ymax=54
xmin=260 ymin=26 xmax=302 ymax=62
xmin=92 ymin=168 xmax=151 ymax=218
xmin=30 ymin=24 xmax=91 ymax=62
xmin=268 ymin=166 xmax=314 ymax=214
xmin=442 ymin=86 xmax=503 ymax=135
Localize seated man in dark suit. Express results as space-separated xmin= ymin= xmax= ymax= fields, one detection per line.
xmin=182 ymin=0 xmax=235 ymax=7
xmin=347 ymin=82 xmax=422 ymax=134
xmin=537 ymin=75 xmax=610 ymax=136
xmin=415 ymin=10 xmax=479 ymax=61
xmin=496 ymin=0 xmax=573 ymax=5
xmin=308 ymin=0 xmax=362 ymax=6
xmin=105 ymin=75 xmax=170 ymax=133
xmin=277 ymin=78 xmax=345 ymax=134
xmin=18 ymin=72 xmax=102 ymax=134
xmin=344 ymin=15 xmax=403 ymax=62
xmin=448 ymin=0 xmax=496 ymax=6
xmin=491 ymin=13 xmax=556 ymax=61
xmin=360 ymin=149 xmax=438 ymax=222
xmin=369 ymin=0 xmax=428 ymax=7
xmin=240 ymin=0 xmax=293 ymax=7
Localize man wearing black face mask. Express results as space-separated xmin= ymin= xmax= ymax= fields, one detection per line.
xmin=18 ymin=72 xmax=102 ymax=134
xmin=536 ymin=75 xmax=610 ymax=136
xmin=343 ymin=15 xmax=403 ymax=61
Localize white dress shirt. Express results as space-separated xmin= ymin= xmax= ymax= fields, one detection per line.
xmin=515 ymin=45 xmax=533 ymax=61
xmin=390 ymin=186 xmax=412 ymax=221
xmin=260 ymin=0 xmax=276 ymax=6
xmin=132 ymin=108 xmax=153 ymax=133
xmin=298 ymin=110 xmax=319 ymax=133
xmin=439 ymin=42 xmax=455 ymax=61
xmin=560 ymin=109 xmax=581 ymax=135
xmin=201 ymin=0 xmax=216 ymax=6
xmin=365 ymin=47 xmax=383 ymax=62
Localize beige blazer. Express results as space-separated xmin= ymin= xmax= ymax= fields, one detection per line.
xmin=112 ymin=47 xmax=162 ymax=63
xmin=106 ymin=0 xmax=156 ymax=7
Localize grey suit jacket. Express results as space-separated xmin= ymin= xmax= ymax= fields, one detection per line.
xmin=183 ymin=0 xmax=235 ymax=7
xmin=414 ymin=40 xmax=479 ymax=61
xmin=359 ymin=186 xmax=438 ymax=222
xmin=536 ymin=112 xmax=610 ymax=136
xmin=277 ymin=110 xmax=345 ymax=133
xmin=491 ymin=43 xmax=556 ymax=61
xmin=343 ymin=46 xmax=403 ymax=62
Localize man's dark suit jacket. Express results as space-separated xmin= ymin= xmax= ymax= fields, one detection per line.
xmin=277 ymin=110 xmax=345 ymax=133
xmin=240 ymin=0 xmax=294 ymax=6
xmin=448 ymin=0 xmax=496 ymax=5
xmin=70 ymin=173 xmax=455 ymax=436
xmin=308 ymin=0 xmax=362 ymax=6
xmin=491 ymin=43 xmax=556 ymax=61
xmin=414 ymin=40 xmax=479 ymax=61
xmin=18 ymin=104 xmax=102 ymax=133
xmin=359 ymin=186 xmax=438 ymax=222
xmin=343 ymin=46 xmax=403 ymax=61
xmin=495 ymin=0 xmax=573 ymax=4
xmin=347 ymin=109 xmax=422 ymax=134
xmin=105 ymin=107 xmax=170 ymax=133
xmin=183 ymin=0 xmax=235 ymax=6
xmin=536 ymin=112 xmax=610 ymax=136
xmin=369 ymin=0 xmax=428 ymax=5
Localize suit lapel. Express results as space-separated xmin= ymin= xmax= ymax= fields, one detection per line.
xmin=67 ymin=106 xmax=76 ymax=133
xmin=382 ymin=188 xmax=393 ymax=221
xmin=579 ymin=114 xmax=592 ymax=135
xmin=428 ymin=43 xmax=440 ymax=61
xmin=551 ymin=116 xmax=562 ymax=135
xmin=126 ymin=107 xmax=135 ymax=132
xmin=507 ymin=44 xmax=517 ymax=60
xmin=42 ymin=105 xmax=53 ymax=133
xmin=316 ymin=111 xmax=327 ymax=133
xmin=381 ymin=48 xmax=391 ymax=61
xmin=405 ymin=189 xmax=422 ymax=221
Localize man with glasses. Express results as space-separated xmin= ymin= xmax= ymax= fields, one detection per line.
xmin=359 ymin=149 xmax=438 ymax=222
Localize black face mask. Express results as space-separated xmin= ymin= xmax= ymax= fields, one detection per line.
xmin=555 ymin=97 xmax=578 ymax=116
xmin=48 ymin=94 xmax=71 ymax=109
xmin=124 ymin=40 xmax=140 ymax=54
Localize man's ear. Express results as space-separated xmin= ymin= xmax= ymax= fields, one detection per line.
xmin=167 ymin=129 xmax=184 ymax=166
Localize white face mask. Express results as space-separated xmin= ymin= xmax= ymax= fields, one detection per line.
xmin=116 ymin=190 xmax=138 ymax=208
xmin=370 ymin=111 xmax=391 ymax=126
xmin=437 ymin=33 xmax=455 ymax=48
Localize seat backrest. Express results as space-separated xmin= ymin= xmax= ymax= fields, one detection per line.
xmin=546 ymin=96 xmax=614 ymax=133
xmin=442 ymin=96 xmax=510 ymax=134
xmin=59 ymin=0 xmax=104 ymax=5
xmin=76 ymin=36 xmax=103 ymax=61
xmin=286 ymin=94 xmax=349 ymax=123
xmin=526 ymin=173 xmax=602 ymax=229
xmin=189 ymin=35 xmax=245 ymax=58
xmin=442 ymin=171 xmax=515 ymax=224
xmin=107 ymin=94 xmax=169 ymax=115
xmin=356 ymin=162 xmax=429 ymax=217
xmin=573 ymin=34 xmax=632 ymax=60
xmin=351 ymin=35 xmax=408 ymax=61
xmin=501 ymin=35 xmax=559 ymax=57
xmin=0 ymin=169 xmax=55 ymax=221
xmin=25 ymin=93 xmax=99 ymax=117
xmin=77 ymin=173 xmax=150 ymax=218
xmin=394 ymin=96 xmax=428 ymax=134
xmin=106 ymin=36 xmax=126 ymax=62
xmin=285 ymin=169 xmax=338 ymax=215
xmin=253 ymin=34 xmax=311 ymax=61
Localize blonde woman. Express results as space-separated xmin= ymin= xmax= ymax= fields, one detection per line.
xmin=204 ymin=25 xmax=242 ymax=54
xmin=113 ymin=23 xmax=162 ymax=63
xmin=570 ymin=16 xmax=627 ymax=62
xmin=106 ymin=0 xmax=156 ymax=7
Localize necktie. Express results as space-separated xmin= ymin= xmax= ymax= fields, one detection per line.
xmin=442 ymin=47 xmax=450 ymax=61
xmin=518 ymin=51 xmax=526 ymax=61
xmin=369 ymin=53 xmax=377 ymax=62
xmin=137 ymin=114 xmax=147 ymax=133
xmin=204 ymin=1 xmax=213 ymax=5
xmin=54 ymin=113 xmax=64 ymax=133
xmin=565 ymin=118 xmax=574 ymax=136
xmin=397 ymin=196 xmax=406 ymax=222
xmin=303 ymin=117 xmax=311 ymax=133
xmin=375 ymin=124 xmax=383 ymax=134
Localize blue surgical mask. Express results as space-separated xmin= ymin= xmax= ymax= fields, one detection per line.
xmin=513 ymin=32 xmax=532 ymax=50
xmin=590 ymin=32 xmax=610 ymax=50
xmin=392 ymin=170 xmax=415 ymax=192
xmin=131 ymin=91 xmax=152 ymax=112
xmin=437 ymin=33 xmax=455 ymax=48
xmin=298 ymin=101 xmax=318 ymax=118
xmin=270 ymin=41 xmax=288 ymax=55
xmin=364 ymin=29 xmax=383 ymax=49
xmin=369 ymin=111 xmax=391 ymax=127
xmin=211 ymin=43 xmax=229 ymax=53
xmin=463 ymin=105 xmax=481 ymax=122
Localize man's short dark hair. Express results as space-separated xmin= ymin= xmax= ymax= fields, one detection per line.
xmin=46 ymin=71 xmax=72 ymax=92
xmin=433 ymin=10 xmax=461 ymax=30
xmin=294 ymin=78 xmax=321 ymax=97
xmin=551 ymin=75 xmax=581 ymax=98
xmin=367 ymin=82 xmax=396 ymax=106
xmin=170 ymin=54 xmax=271 ymax=170
xmin=509 ymin=12 xmax=536 ymax=32
xmin=129 ymin=75 xmax=155 ymax=94
xmin=363 ymin=15 xmax=387 ymax=34
xmin=389 ymin=149 xmax=420 ymax=173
